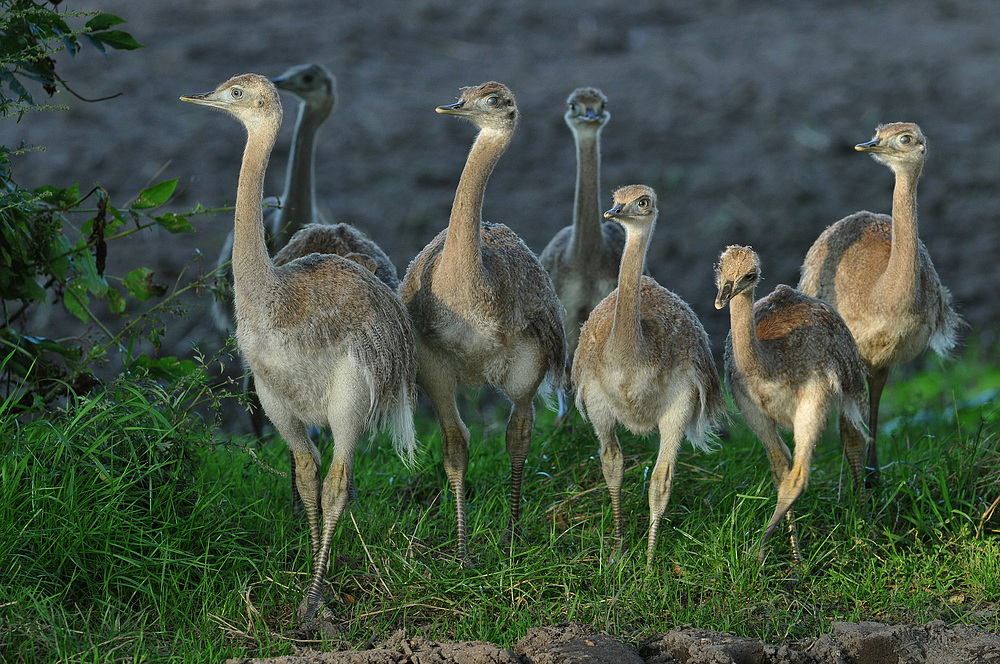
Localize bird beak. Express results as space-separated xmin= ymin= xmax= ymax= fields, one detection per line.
xmin=855 ymin=138 xmax=881 ymax=152
xmin=715 ymin=282 xmax=733 ymax=310
xmin=603 ymin=204 xmax=625 ymax=219
xmin=436 ymin=101 xmax=466 ymax=115
xmin=179 ymin=90 xmax=224 ymax=109
xmin=585 ymin=109 xmax=598 ymax=121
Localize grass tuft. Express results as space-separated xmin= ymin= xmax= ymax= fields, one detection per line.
xmin=1 ymin=341 xmax=998 ymax=662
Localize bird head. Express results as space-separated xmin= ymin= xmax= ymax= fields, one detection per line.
xmin=604 ymin=184 xmax=658 ymax=232
xmin=856 ymin=122 xmax=927 ymax=172
xmin=437 ymin=81 xmax=519 ymax=133
xmin=180 ymin=73 xmax=282 ymax=129
xmin=565 ymin=87 xmax=610 ymax=133
xmin=271 ymin=63 xmax=337 ymax=114
xmin=714 ymin=245 xmax=761 ymax=310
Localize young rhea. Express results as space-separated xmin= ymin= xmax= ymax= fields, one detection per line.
xmin=573 ymin=185 xmax=724 ymax=570
xmin=211 ymin=64 xmax=400 ymax=511
xmin=715 ymin=245 xmax=868 ymax=562
xmin=213 ymin=63 xmax=398 ymax=334
xmin=798 ymin=123 xmax=963 ymax=483
xmin=181 ymin=73 xmax=417 ymax=622
xmin=538 ymin=88 xmax=626 ymax=422
xmin=400 ymin=82 xmax=567 ymax=566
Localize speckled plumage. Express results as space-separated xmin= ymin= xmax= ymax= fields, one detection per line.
xmin=539 ymin=87 xmax=625 ymax=359
xmin=798 ymin=122 xmax=963 ymax=481
xmin=182 ymin=72 xmax=416 ymax=623
xmin=573 ymin=185 xmax=723 ymax=569
xmin=399 ymin=82 xmax=566 ymax=566
xmin=716 ymin=245 xmax=867 ymax=563
xmin=274 ymin=222 xmax=399 ymax=289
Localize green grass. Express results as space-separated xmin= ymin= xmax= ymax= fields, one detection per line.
xmin=1 ymin=341 xmax=998 ymax=662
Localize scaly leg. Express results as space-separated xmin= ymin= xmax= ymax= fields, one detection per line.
xmin=647 ymin=396 xmax=695 ymax=572
xmin=296 ymin=385 xmax=368 ymax=622
xmin=760 ymin=389 xmax=830 ymax=563
xmin=502 ymin=400 xmax=535 ymax=547
xmin=865 ymin=367 xmax=889 ymax=486
xmin=592 ymin=418 xmax=624 ymax=553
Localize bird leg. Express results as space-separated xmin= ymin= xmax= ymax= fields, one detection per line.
xmin=297 ymin=456 xmax=352 ymax=622
xmin=441 ymin=424 xmax=471 ymax=567
xmin=759 ymin=397 xmax=825 ymax=563
xmin=502 ymin=401 xmax=535 ymax=548
xmin=293 ymin=449 xmax=323 ymax=560
xmin=595 ymin=424 xmax=624 ymax=553
xmin=865 ymin=367 xmax=890 ymax=486
xmin=760 ymin=463 xmax=808 ymax=563
xmin=647 ymin=404 xmax=689 ymax=573
xmin=745 ymin=415 xmax=792 ymax=563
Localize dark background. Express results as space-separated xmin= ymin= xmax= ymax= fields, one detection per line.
xmin=9 ymin=1 xmax=998 ymax=387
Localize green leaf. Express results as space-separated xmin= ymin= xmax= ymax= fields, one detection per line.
xmin=47 ymin=235 xmax=74 ymax=281
xmin=130 ymin=354 xmax=200 ymax=381
xmin=88 ymin=30 xmax=143 ymax=52
xmin=122 ymin=268 xmax=166 ymax=302
xmin=106 ymin=287 xmax=126 ymax=315
xmin=34 ymin=183 xmax=80 ymax=208
xmin=132 ymin=179 xmax=177 ymax=210
xmin=72 ymin=237 xmax=108 ymax=295
xmin=63 ymin=280 xmax=90 ymax=322
xmin=18 ymin=335 xmax=82 ymax=362
xmin=85 ymin=14 xmax=126 ymax=31
xmin=154 ymin=213 xmax=194 ymax=234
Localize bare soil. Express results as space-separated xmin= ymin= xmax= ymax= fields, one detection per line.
xmin=225 ymin=621 xmax=1000 ymax=663
xmin=9 ymin=1 xmax=1000 ymax=660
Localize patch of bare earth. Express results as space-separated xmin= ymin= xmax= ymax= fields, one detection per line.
xmin=226 ymin=620 xmax=1000 ymax=664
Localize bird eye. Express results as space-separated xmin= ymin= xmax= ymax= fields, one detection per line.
xmin=303 ymin=74 xmax=314 ymax=84
xmin=899 ymin=135 xmax=911 ymax=144
xmin=637 ymin=198 xmax=648 ymax=208
xmin=485 ymin=96 xmax=498 ymax=107
xmin=231 ymin=87 xmax=243 ymax=99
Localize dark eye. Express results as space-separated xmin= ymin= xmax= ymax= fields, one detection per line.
xmin=637 ymin=197 xmax=649 ymax=209
xmin=743 ymin=271 xmax=756 ymax=282
xmin=231 ymin=87 xmax=243 ymax=99
xmin=899 ymin=135 xmax=911 ymax=144
xmin=485 ymin=95 xmax=498 ymax=107
xmin=303 ymin=74 xmax=314 ymax=84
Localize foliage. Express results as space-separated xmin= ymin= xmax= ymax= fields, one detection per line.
xmin=0 ymin=1 xmax=220 ymax=410
xmin=0 ymin=343 xmax=997 ymax=663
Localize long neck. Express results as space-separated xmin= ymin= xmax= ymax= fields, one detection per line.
xmin=270 ymin=101 xmax=325 ymax=248
xmin=610 ymin=223 xmax=650 ymax=353
xmin=439 ymin=127 xmax=512 ymax=283
xmin=728 ymin=286 xmax=766 ymax=378
xmin=569 ymin=126 xmax=603 ymax=257
xmin=233 ymin=124 xmax=279 ymax=301
xmin=880 ymin=164 xmax=922 ymax=304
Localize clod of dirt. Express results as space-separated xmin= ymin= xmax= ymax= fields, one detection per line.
xmin=514 ymin=622 xmax=644 ymax=664
xmin=227 ymin=620 xmax=1000 ymax=664
xmin=226 ymin=628 xmax=522 ymax=664
xmin=641 ymin=620 xmax=1000 ymax=664
xmin=640 ymin=627 xmax=814 ymax=664
xmin=806 ymin=621 xmax=1000 ymax=664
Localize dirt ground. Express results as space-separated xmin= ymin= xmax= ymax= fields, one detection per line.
xmin=224 ymin=620 xmax=1000 ymax=663
xmin=8 ymin=0 xmax=1000 ymax=660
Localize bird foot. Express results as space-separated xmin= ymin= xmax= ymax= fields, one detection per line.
xmin=297 ymin=594 xmax=323 ymax=623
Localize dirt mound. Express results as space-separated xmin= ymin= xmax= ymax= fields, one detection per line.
xmin=225 ymin=621 xmax=1000 ymax=664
